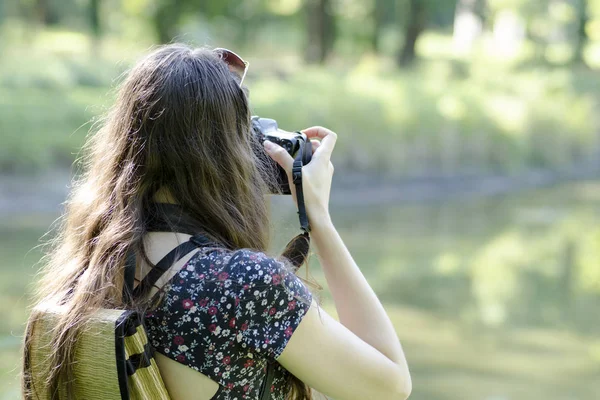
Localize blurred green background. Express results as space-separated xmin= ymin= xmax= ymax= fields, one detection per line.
xmin=1 ymin=0 xmax=600 ymax=399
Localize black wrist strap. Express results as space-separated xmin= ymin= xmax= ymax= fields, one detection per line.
xmin=292 ymin=156 xmax=310 ymax=233
xmin=280 ymin=137 xmax=312 ymax=269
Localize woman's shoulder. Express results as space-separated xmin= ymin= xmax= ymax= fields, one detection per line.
xmin=183 ymin=246 xmax=311 ymax=302
xmin=223 ymin=248 xmax=292 ymax=285
xmin=187 ymin=245 xmax=269 ymax=267
xmin=227 ymin=248 xmax=280 ymax=270
xmin=185 ymin=247 xmax=284 ymax=282
xmin=225 ymin=249 xmax=313 ymax=305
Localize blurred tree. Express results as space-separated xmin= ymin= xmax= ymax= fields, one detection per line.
xmin=89 ymin=0 xmax=101 ymax=56
xmin=397 ymin=0 xmax=429 ymax=67
xmin=371 ymin=0 xmax=387 ymax=53
xmin=369 ymin=0 xmax=400 ymax=53
xmin=228 ymin=0 xmax=265 ymax=50
xmin=152 ymin=0 xmax=185 ymax=43
xmin=89 ymin=0 xmax=100 ymax=37
xmin=304 ymin=0 xmax=336 ymax=63
xmin=574 ymin=0 xmax=589 ymax=63
xmin=34 ymin=0 xmax=60 ymax=25
xmin=430 ymin=0 xmax=460 ymax=27
xmin=196 ymin=0 xmax=265 ymax=49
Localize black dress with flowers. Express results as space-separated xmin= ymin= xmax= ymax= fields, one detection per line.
xmin=144 ymin=245 xmax=314 ymax=400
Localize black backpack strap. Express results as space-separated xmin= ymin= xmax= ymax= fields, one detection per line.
xmin=259 ymin=362 xmax=277 ymax=400
xmin=133 ymin=234 xmax=215 ymax=299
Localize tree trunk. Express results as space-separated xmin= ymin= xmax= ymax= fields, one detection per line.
xmin=36 ymin=0 xmax=48 ymax=24
xmin=35 ymin=0 xmax=59 ymax=25
xmin=370 ymin=0 xmax=386 ymax=53
xmin=397 ymin=0 xmax=427 ymax=67
xmin=152 ymin=0 xmax=183 ymax=44
xmin=304 ymin=0 xmax=335 ymax=64
xmin=90 ymin=0 xmax=100 ymax=37
xmin=89 ymin=0 xmax=101 ymax=56
xmin=573 ymin=0 xmax=588 ymax=64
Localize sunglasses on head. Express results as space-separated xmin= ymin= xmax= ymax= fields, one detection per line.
xmin=213 ymin=47 xmax=249 ymax=86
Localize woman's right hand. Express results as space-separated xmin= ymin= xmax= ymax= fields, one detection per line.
xmin=263 ymin=126 xmax=337 ymax=229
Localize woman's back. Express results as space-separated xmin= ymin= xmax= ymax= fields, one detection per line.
xmin=139 ymin=231 xmax=313 ymax=400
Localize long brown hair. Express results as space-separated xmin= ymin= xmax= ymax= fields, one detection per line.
xmin=22 ymin=43 xmax=320 ymax=399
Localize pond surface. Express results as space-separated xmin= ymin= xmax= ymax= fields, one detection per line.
xmin=2 ymin=180 xmax=600 ymax=399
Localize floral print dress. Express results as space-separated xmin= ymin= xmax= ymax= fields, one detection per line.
xmin=145 ymin=246 xmax=314 ymax=399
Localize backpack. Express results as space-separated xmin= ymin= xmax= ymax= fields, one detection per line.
xmin=26 ymin=202 xmax=279 ymax=399
xmin=25 ymin=233 xmax=207 ymax=399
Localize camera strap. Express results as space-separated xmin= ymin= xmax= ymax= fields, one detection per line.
xmin=279 ymin=140 xmax=313 ymax=271
xmin=292 ymin=157 xmax=310 ymax=234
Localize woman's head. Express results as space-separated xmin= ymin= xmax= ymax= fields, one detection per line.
xmin=85 ymin=43 xmax=271 ymax=250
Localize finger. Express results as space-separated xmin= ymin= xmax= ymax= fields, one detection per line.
xmin=311 ymin=139 xmax=321 ymax=153
xmin=302 ymin=126 xmax=337 ymax=157
xmin=302 ymin=126 xmax=333 ymax=140
xmin=263 ymin=140 xmax=294 ymax=172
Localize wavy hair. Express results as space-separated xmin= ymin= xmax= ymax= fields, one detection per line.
xmin=22 ymin=43 xmax=321 ymax=400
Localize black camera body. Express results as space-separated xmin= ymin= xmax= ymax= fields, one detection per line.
xmin=252 ymin=116 xmax=312 ymax=195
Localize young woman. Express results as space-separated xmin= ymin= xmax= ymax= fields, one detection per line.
xmin=22 ymin=44 xmax=411 ymax=400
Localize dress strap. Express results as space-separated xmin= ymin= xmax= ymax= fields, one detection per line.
xmin=133 ymin=237 xmax=205 ymax=299
xmin=124 ymin=202 xmax=218 ymax=302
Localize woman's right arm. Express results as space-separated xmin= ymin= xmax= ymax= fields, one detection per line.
xmin=278 ymin=221 xmax=412 ymax=400
xmin=264 ymin=127 xmax=412 ymax=399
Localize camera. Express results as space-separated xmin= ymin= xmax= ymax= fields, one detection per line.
xmin=252 ymin=116 xmax=312 ymax=195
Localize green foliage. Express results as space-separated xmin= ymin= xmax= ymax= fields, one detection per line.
xmin=0 ymin=31 xmax=121 ymax=172
xmin=1 ymin=28 xmax=600 ymax=176
xmin=251 ymin=55 xmax=599 ymax=174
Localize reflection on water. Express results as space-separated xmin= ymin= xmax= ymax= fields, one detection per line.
xmin=271 ymin=180 xmax=600 ymax=399
xmin=2 ymin=180 xmax=600 ymax=399
xmin=278 ymin=180 xmax=600 ymax=333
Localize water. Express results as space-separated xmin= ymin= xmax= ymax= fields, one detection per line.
xmin=2 ymin=180 xmax=600 ymax=399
